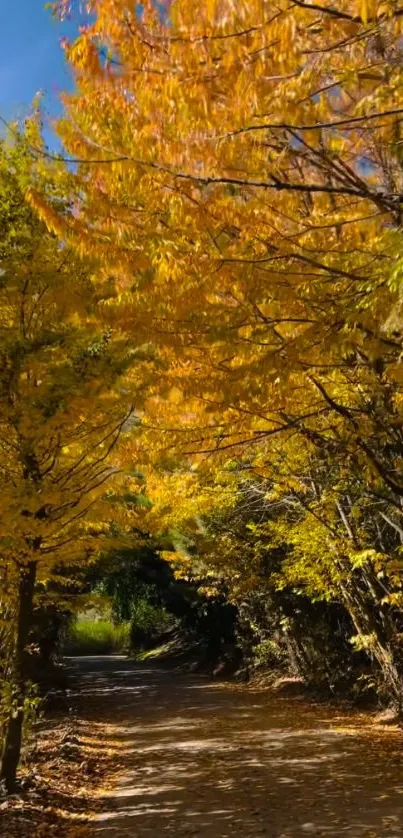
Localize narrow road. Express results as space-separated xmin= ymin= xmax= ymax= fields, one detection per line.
xmin=69 ymin=656 xmax=403 ymax=837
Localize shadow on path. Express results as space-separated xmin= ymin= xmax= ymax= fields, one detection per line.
xmin=68 ymin=656 xmax=403 ymax=837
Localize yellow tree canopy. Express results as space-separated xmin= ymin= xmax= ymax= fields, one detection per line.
xmin=42 ymin=0 xmax=403 ymax=507
xmin=0 ymin=133 xmax=151 ymax=593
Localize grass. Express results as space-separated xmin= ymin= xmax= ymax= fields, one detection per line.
xmin=133 ymin=640 xmax=175 ymax=661
xmin=65 ymin=619 xmax=130 ymax=655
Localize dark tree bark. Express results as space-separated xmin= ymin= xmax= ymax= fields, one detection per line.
xmin=1 ymin=560 xmax=37 ymax=793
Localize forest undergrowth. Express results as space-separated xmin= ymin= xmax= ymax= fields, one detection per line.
xmin=0 ymin=682 xmax=108 ymax=838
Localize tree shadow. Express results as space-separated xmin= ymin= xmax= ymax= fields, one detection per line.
xmin=68 ymin=656 xmax=403 ymax=837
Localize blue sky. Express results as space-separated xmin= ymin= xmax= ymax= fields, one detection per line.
xmin=0 ymin=1 xmax=85 ymax=147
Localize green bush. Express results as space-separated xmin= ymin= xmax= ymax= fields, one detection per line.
xmin=130 ymin=600 xmax=175 ymax=650
xmin=64 ymin=619 xmax=130 ymax=655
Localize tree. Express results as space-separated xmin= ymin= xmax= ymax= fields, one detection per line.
xmin=44 ymin=0 xmax=402 ymax=485
xmin=40 ymin=1 xmax=403 ymax=700
xmin=0 ymin=132 xmax=148 ymax=791
xmin=141 ymin=444 xmax=403 ymax=697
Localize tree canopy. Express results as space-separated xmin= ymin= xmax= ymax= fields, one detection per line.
xmin=0 ymin=131 xmax=152 ymax=790
xmin=2 ymin=0 xmax=403 ymax=792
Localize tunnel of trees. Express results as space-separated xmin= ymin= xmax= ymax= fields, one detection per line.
xmin=2 ymin=0 xmax=403 ymax=795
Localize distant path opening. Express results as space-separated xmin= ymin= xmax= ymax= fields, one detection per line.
xmin=68 ymin=656 xmax=403 ymax=837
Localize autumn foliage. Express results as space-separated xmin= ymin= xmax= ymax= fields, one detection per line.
xmin=2 ymin=0 xmax=403 ymax=791
xmin=0 ymin=131 xmax=150 ymax=791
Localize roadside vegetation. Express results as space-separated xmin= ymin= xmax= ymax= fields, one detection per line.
xmin=65 ymin=619 xmax=131 ymax=656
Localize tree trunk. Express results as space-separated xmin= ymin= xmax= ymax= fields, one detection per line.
xmin=1 ymin=561 xmax=37 ymax=793
xmin=279 ymin=614 xmax=308 ymax=677
xmin=340 ymin=576 xmax=402 ymax=707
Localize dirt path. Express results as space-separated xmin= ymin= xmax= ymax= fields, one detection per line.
xmin=68 ymin=656 xmax=403 ymax=837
